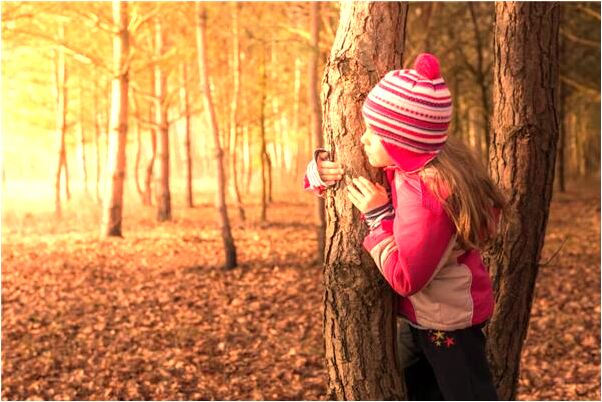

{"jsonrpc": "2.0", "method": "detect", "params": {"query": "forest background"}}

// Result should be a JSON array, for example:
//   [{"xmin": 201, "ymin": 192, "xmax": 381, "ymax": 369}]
[{"xmin": 1, "ymin": 1, "xmax": 600, "ymax": 401}]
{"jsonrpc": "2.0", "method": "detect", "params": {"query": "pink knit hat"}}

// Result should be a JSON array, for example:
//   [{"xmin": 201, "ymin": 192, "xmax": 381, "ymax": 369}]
[{"xmin": 361, "ymin": 53, "xmax": 452, "ymax": 173}]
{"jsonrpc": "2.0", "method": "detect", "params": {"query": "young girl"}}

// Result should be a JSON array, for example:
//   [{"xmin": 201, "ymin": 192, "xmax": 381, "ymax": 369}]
[{"xmin": 304, "ymin": 53, "xmax": 506, "ymax": 400}]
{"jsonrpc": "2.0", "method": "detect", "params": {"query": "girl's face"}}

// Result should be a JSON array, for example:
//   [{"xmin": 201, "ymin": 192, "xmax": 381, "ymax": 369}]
[{"xmin": 360, "ymin": 127, "xmax": 395, "ymax": 167}]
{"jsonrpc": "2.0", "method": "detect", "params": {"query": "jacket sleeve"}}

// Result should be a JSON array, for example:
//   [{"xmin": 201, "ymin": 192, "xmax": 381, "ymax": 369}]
[
  {"xmin": 362, "ymin": 181, "xmax": 456, "ymax": 297},
  {"xmin": 303, "ymin": 147, "xmax": 332, "ymax": 197}
]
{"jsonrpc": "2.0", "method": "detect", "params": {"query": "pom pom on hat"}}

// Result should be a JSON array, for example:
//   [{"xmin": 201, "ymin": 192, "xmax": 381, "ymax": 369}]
[{"xmin": 413, "ymin": 53, "xmax": 441, "ymax": 80}]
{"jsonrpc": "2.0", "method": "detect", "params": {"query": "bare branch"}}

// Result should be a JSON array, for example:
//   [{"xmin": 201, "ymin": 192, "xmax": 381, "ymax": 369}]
[
  {"xmin": 576, "ymin": 4, "xmax": 601, "ymax": 21},
  {"xmin": 561, "ymin": 74, "xmax": 601, "ymax": 102},
  {"xmin": 560, "ymin": 28, "xmax": 600, "ymax": 49}
]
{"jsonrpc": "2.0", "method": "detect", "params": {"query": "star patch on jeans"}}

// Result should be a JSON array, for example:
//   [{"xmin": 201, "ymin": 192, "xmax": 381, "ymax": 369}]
[{"xmin": 428, "ymin": 330, "xmax": 455, "ymax": 348}]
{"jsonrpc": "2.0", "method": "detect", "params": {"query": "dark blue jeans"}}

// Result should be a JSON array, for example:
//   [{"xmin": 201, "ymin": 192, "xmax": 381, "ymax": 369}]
[{"xmin": 404, "ymin": 323, "xmax": 498, "ymax": 401}]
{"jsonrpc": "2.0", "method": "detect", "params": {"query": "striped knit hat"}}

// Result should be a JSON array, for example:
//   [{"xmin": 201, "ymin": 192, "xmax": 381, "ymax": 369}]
[{"xmin": 361, "ymin": 53, "xmax": 452, "ymax": 173}]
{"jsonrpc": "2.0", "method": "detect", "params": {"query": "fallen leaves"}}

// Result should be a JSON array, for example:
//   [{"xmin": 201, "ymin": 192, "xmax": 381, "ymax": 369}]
[{"xmin": 1, "ymin": 182, "xmax": 599, "ymax": 400}]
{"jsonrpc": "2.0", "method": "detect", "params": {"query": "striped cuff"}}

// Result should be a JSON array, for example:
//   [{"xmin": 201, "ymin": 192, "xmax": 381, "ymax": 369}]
[
  {"xmin": 306, "ymin": 147, "xmax": 336, "ymax": 189},
  {"xmin": 365, "ymin": 202, "xmax": 395, "ymax": 230}
]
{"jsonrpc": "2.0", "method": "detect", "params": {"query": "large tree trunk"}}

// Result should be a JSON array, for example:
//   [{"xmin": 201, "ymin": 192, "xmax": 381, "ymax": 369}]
[
  {"xmin": 154, "ymin": 16, "xmax": 171, "ymax": 222},
  {"xmin": 53, "ymin": 24, "xmax": 68, "ymax": 218},
  {"xmin": 308, "ymin": 1, "xmax": 326, "ymax": 263},
  {"xmin": 485, "ymin": 3, "xmax": 560, "ymax": 400},
  {"xmin": 321, "ymin": 3, "xmax": 408, "ymax": 399},
  {"xmin": 229, "ymin": 2, "xmax": 245, "ymax": 221},
  {"xmin": 100, "ymin": 0, "xmax": 129, "ymax": 237},
  {"xmin": 196, "ymin": 1, "xmax": 237, "ymax": 269}
]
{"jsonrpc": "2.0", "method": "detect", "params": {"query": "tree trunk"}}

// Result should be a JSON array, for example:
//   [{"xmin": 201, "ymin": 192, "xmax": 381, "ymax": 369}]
[
  {"xmin": 179, "ymin": 63, "xmax": 194, "ymax": 208},
  {"xmin": 133, "ymin": 96, "xmax": 144, "ymax": 199},
  {"xmin": 94, "ymin": 81, "xmax": 102, "ymax": 204},
  {"xmin": 154, "ymin": 16, "xmax": 171, "ymax": 222},
  {"xmin": 79, "ymin": 82, "xmax": 89, "ymax": 195},
  {"xmin": 309, "ymin": 1, "xmax": 326, "ymax": 263},
  {"xmin": 468, "ymin": 3, "xmax": 492, "ymax": 159},
  {"xmin": 229, "ymin": 2, "xmax": 245, "ymax": 221},
  {"xmin": 196, "ymin": 1, "xmax": 237, "ymax": 269},
  {"xmin": 485, "ymin": 3, "xmax": 560, "ymax": 400},
  {"xmin": 260, "ymin": 46, "xmax": 269, "ymax": 222},
  {"xmin": 293, "ymin": 56, "xmax": 302, "ymax": 179},
  {"xmin": 53, "ymin": 28, "xmax": 68, "ymax": 218},
  {"xmin": 100, "ymin": 0, "xmax": 129, "ymax": 238},
  {"xmin": 143, "ymin": 96, "xmax": 157, "ymax": 206},
  {"xmin": 321, "ymin": 2, "xmax": 408, "ymax": 399}
]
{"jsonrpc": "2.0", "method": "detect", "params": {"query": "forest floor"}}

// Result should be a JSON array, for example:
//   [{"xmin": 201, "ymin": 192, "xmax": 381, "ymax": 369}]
[{"xmin": 2, "ymin": 178, "xmax": 600, "ymax": 401}]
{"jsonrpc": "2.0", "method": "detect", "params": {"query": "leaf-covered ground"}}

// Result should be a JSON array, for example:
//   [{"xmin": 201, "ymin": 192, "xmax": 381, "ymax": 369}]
[{"xmin": 2, "ymin": 180, "xmax": 600, "ymax": 401}]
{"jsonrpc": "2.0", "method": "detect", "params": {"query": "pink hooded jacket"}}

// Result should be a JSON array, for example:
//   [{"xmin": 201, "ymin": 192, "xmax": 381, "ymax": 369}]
[{"xmin": 304, "ymin": 158, "xmax": 495, "ymax": 331}]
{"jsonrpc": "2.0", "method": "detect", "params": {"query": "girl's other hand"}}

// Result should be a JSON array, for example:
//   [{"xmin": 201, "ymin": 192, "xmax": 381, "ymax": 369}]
[
  {"xmin": 346, "ymin": 176, "xmax": 389, "ymax": 213},
  {"xmin": 316, "ymin": 151, "xmax": 344, "ymax": 182}
]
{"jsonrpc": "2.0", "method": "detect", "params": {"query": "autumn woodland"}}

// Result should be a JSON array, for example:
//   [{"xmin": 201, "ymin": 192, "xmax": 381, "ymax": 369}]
[{"xmin": 1, "ymin": 1, "xmax": 600, "ymax": 401}]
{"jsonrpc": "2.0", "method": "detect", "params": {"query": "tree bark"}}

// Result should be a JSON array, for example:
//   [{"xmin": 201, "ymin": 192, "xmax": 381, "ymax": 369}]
[
  {"xmin": 485, "ymin": 3, "xmax": 560, "ymax": 400},
  {"xmin": 100, "ymin": 0, "xmax": 129, "ymax": 237},
  {"xmin": 321, "ymin": 2, "xmax": 408, "ymax": 399},
  {"xmin": 229, "ymin": 2, "xmax": 245, "ymax": 221},
  {"xmin": 309, "ymin": 1, "xmax": 327, "ymax": 264},
  {"xmin": 154, "ymin": 16, "xmax": 171, "ymax": 221},
  {"xmin": 196, "ymin": 1, "xmax": 237, "ymax": 269}
]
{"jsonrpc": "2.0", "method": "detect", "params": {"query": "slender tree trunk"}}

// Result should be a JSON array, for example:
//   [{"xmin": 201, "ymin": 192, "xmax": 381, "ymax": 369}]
[
  {"xmin": 100, "ymin": 0, "xmax": 129, "ymax": 237},
  {"xmin": 260, "ymin": 47, "xmax": 269, "ymax": 222},
  {"xmin": 244, "ymin": 125, "xmax": 253, "ymax": 195},
  {"xmin": 53, "ymin": 28, "xmax": 68, "ymax": 218},
  {"xmin": 79, "ymin": 82, "xmax": 89, "ymax": 195},
  {"xmin": 196, "ymin": 1, "xmax": 237, "ymax": 269},
  {"xmin": 154, "ymin": 16, "xmax": 171, "ymax": 221},
  {"xmin": 309, "ymin": 1, "xmax": 326, "ymax": 263},
  {"xmin": 485, "ymin": 3, "xmax": 560, "ymax": 400},
  {"xmin": 133, "ymin": 97, "xmax": 144, "ymax": 199},
  {"xmin": 143, "ymin": 93, "xmax": 157, "ymax": 206},
  {"xmin": 229, "ymin": 2, "xmax": 245, "ymax": 221},
  {"xmin": 179, "ymin": 63, "xmax": 194, "ymax": 208},
  {"xmin": 293, "ymin": 56, "xmax": 302, "ymax": 179},
  {"xmin": 94, "ymin": 81, "xmax": 102, "ymax": 204},
  {"xmin": 468, "ymin": 3, "xmax": 492, "ymax": 159},
  {"xmin": 321, "ymin": 2, "xmax": 408, "ymax": 399}
]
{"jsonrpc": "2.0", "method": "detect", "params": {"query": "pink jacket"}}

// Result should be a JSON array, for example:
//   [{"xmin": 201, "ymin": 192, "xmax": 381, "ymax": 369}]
[{"xmin": 304, "ymin": 160, "xmax": 495, "ymax": 331}]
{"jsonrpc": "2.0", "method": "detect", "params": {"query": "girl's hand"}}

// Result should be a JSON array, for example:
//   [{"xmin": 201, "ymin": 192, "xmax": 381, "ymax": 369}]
[
  {"xmin": 316, "ymin": 151, "xmax": 344, "ymax": 182},
  {"xmin": 346, "ymin": 176, "xmax": 389, "ymax": 213}
]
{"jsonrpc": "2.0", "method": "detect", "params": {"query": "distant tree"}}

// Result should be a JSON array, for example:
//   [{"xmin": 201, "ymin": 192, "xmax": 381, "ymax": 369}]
[
  {"xmin": 485, "ymin": 2, "xmax": 560, "ymax": 400},
  {"xmin": 100, "ymin": 0, "xmax": 129, "ymax": 237},
  {"xmin": 53, "ymin": 22, "xmax": 70, "ymax": 217},
  {"xmin": 196, "ymin": 1, "xmax": 237, "ymax": 269}
]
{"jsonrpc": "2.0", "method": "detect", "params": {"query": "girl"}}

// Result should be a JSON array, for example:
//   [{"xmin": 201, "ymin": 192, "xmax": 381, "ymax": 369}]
[{"xmin": 304, "ymin": 53, "xmax": 506, "ymax": 400}]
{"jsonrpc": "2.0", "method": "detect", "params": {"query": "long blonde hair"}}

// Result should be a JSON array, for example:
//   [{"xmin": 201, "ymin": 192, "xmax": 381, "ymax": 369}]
[{"xmin": 419, "ymin": 135, "xmax": 508, "ymax": 250}]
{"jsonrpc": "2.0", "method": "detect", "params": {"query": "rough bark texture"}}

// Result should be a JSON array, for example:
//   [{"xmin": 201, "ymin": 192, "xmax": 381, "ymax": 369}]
[
  {"xmin": 321, "ymin": 2, "xmax": 408, "ymax": 399},
  {"xmin": 309, "ymin": 1, "xmax": 326, "ymax": 264},
  {"xmin": 154, "ymin": 17, "xmax": 172, "ymax": 222},
  {"xmin": 196, "ymin": 1, "xmax": 237, "ymax": 269},
  {"xmin": 485, "ymin": 3, "xmax": 560, "ymax": 400},
  {"xmin": 100, "ymin": 0, "xmax": 129, "ymax": 237}
]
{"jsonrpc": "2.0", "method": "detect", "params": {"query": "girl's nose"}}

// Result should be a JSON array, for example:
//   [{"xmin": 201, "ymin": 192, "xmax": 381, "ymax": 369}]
[{"xmin": 360, "ymin": 131, "xmax": 368, "ymax": 145}]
